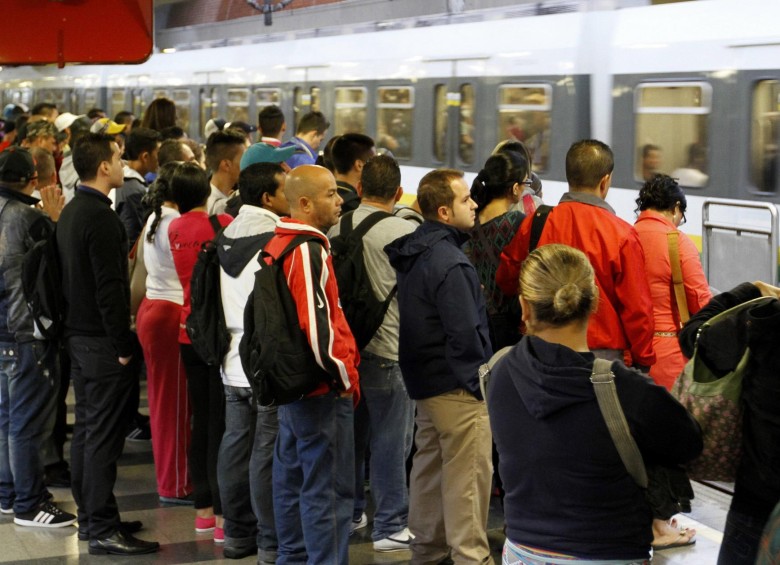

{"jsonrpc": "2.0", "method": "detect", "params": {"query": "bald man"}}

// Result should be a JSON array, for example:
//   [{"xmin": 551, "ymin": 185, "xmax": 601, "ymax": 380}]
[{"xmin": 261, "ymin": 165, "xmax": 360, "ymax": 564}]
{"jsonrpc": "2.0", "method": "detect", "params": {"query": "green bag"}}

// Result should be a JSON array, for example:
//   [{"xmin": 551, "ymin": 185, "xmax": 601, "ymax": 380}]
[{"xmin": 671, "ymin": 296, "xmax": 773, "ymax": 482}]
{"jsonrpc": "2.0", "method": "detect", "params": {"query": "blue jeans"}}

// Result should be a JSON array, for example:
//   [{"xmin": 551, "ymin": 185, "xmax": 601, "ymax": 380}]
[
  {"xmin": 273, "ymin": 393, "xmax": 354, "ymax": 565},
  {"xmin": 218, "ymin": 385, "xmax": 278, "ymax": 561},
  {"xmin": 0, "ymin": 341, "xmax": 58, "ymax": 514},
  {"xmin": 718, "ymin": 505, "xmax": 769, "ymax": 565},
  {"xmin": 354, "ymin": 352, "xmax": 414, "ymax": 540}
]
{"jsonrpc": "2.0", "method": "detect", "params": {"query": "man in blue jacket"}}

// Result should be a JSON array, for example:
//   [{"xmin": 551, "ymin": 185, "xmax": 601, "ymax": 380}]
[{"xmin": 385, "ymin": 168, "xmax": 494, "ymax": 565}]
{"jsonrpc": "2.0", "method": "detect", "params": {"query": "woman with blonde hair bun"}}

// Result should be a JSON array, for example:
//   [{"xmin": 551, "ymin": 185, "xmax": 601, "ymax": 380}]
[{"xmin": 487, "ymin": 244, "xmax": 702, "ymax": 564}]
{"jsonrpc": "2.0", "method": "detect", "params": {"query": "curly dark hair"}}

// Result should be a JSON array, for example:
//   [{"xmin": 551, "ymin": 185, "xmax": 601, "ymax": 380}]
[{"xmin": 635, "ymin": 173, "xmax": 687, "ymax": 215}]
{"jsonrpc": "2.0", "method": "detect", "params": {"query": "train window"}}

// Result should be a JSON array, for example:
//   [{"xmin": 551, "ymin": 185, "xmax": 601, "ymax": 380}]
[
  {"xmin": 83, "ymin": 89, "xmax": 98, "ymax": 114},
  {"xmin": 334, "ymin": 87, "xmax": 367, "ymax": 135},
  {"xmin": 634, "ymin": 82, "xmax": 711, "ymax": 187},
  {"xmin": 153, "ymin": 89, "xmax": 170, "ymax": 100},
  {"xmin": 173, "ymin": 89, "xmax": 190, "ymax": 133},
  {"xmin": 376, "ymin": 87, "xmax": 414, "ymax": 160},
  {"xmin": 51, "ymin": 90, "xmax": 70, "ymax": 113},
  {"xmin": 433, "ymin": 85, "xmax": 448, "ymax": 163},
  {"xmin": 227, "ymin": 88, "xmax": 250, "ymax": 123},
  {"xmin": 459, "ymin": 84, "xmax": 475, "ymax": 165},
  {"xmin": 293, "ymin": 87, "xmax": 303, "ymax": 129},
  {"xmin": 310, "ymin": 87, "xmax": 321, "ymax": 113},
  {"xmin": 255, "ymin": 88, "xmax": 281, "ymax": 109},
  {"xmin": 110, "ymin": 90, "xmax": 126, "ymax": 118},
  {"xmin": 750, "ymin": 80, "xmax": 780, "ymax": 193},
  {"xmin": 497, "ymin": 84, "xmax": 552, "ymax": 173}
]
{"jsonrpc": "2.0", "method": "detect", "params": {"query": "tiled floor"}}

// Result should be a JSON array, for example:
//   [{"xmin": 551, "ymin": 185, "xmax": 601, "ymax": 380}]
[{"xmin": 0, "ymin": 383, "xmax": 728, "ymax": 563}]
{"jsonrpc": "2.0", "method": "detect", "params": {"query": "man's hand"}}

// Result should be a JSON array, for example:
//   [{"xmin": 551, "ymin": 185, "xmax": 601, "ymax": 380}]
[
  {"xmin": 38, "ymin": 185, "xmax": 65, "ymax": 222},
  {"xmin": 118, "ymin": 356, "xmax": 133, "ymax": 366}
]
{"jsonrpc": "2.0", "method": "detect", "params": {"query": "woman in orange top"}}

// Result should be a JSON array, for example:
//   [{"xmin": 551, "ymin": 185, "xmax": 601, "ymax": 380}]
[{"xmin": 634, "ymin": 174, "xmax": 712, "ymax": 391}]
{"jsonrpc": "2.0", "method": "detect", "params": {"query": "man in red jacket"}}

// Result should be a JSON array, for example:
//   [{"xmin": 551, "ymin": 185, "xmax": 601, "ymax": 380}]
[
  {"xmin": 265, "ymin": 164, "xmax": 360, "ymax": 565},
  {"xmin": 497, "ymin": 139, "xmax": 656, "ymax": 371}
]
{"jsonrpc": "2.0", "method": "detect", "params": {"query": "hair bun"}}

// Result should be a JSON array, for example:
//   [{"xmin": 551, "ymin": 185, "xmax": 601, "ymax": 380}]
[{"xmin": 553, "ymin": 282, "xmax": 582, "ymax": 317}]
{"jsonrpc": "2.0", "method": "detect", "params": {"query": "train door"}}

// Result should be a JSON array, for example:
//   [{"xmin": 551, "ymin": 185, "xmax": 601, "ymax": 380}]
[
  {"xmin": 431, "ymin": 80, "xmax": 478, "ymax": 171},
  {"xmin": 376, "ymin": 85, "xmax": 414, "ymax": 161}
]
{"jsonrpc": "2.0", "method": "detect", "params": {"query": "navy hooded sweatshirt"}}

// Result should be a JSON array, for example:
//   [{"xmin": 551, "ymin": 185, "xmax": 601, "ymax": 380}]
[
  {"xmin": 385, "ymin": 220, "xmax": 492, "ymax": 400},
  {"xmin": 488, "ymin": 335, "xmax": 702, "ymax": 560}
]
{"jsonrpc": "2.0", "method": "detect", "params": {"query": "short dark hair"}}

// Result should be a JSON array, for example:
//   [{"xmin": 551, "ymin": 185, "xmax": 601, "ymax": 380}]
[
  {"xmin": 332, "ymin": 133, "xmax": 374, "ymax": 174},
  {"xmin": 87, "ymin": 108, "xmax": 106, "ymax": 120},
  {"xmin": 72, "ymin": 133, "xmax": 115, "ymax": 181},
  {"xmin": 296, "ymin": 111, "xmax": 330, "ymax": 136},
  {"xmin": 361, "ymin": 155, "xmax": 400, "ymax": 201},
  {"xmin": 31, "ymin": 102, "xmax": 57, "ymax": 118},
  {"xmin": 170, "ymin": 162, "xmax": 210, "ymax": 213},
  {"xmin": 114, "ymin": 111, "xmax": 134, "ymax": 125},
  {"xmin": 635, "ymin": 174, "xmax": 687, "ymax": 214},
  {"xmin": 642, "ymin": 144, "xmax": 660, "ymax": 158},
  {"xmin": 205, "ymin": 129, "xmax": 247, "ymax": 171},
  {"xmin": 125, "ymin": 127, "xmax": 161, "ymax": 160},
  {"xmin": 257, "ymin": 105, "xmax": 285, "ymax": 138},
  {"xmin": 31, "ymin": 147, "xmax": 56, "ymax": 183},
  {"xmin": 158, "ymin": 139, "xmax": 189, "ymax": 167},
  {"xmin": 160, "ymin": 125, "xmax": 185, "ymax": 141},
  {"xmin": 239, "ymin": 162, "xmax": 285, "ymax": 207},
  {"xmin": 565, "ymin": 139, "xmax": 614, "ymax": 189},
  {"xmin": 417, "ymin": 169, "xmax": 464, "ymax": 220}
]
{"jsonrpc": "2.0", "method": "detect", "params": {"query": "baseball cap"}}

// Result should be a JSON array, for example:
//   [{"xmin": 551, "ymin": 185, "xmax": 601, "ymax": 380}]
[
  {"xmin": 226, "ymin": 121, "xmax": 257, "ymax": 135},
  {"xmin": 240, "ymin": 142, "xmax": 295, "ymax": 170},
  {"xmin": 90, "ymin": 118, "xmax": 126, "ymax": 135},
  {"xmin": 26, "ymin": 120, "xmax": 58, "ymax": 141},
  {"xmin": 54, "ymin": 112, "xmax": 81, "ymax": 132},
  {"xmin": 204, "ymin": 118, "xmax": 227, "ymax": 140},
  {"xmin": 0, "ymin": 147, "xmax": 36, "ymax": 184}
]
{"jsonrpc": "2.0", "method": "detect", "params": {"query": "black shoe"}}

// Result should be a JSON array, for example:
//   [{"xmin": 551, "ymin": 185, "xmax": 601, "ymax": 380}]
[
  {"xmin": 79, "ymin": 520, "xmax": 144, "ymax": 541},
  {"xmin": 125, "ymin": 424, "xmax": 151, "ymax": 442},
  {"xmin": 159, "ymin": 494, "xmax": 194, "ymax": 506},
  {"xmin": 44, "ymin": 467, "xmax": 71, "ymax": 489},
  {"xmin": 223, "ymin": 544, "xmax": 257, "ymax": 559},
  {"xmin": 88, "ymin": 530, "xmax": 159, "ymax": 555},
  {"xmin": 14, "ymin": 501, "xmax": 77, "ymax": 528}
]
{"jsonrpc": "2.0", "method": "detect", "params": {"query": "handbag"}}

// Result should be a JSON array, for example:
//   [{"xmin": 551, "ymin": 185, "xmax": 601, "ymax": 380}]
[
  {"xmin": 592, "ymin": 358, "xmax": 693, "ymax": 520},
  {"xmin": 671, "ymin": 296, "xmax": 773, "ymax": 482},
  {"xmin": 128, "ymin": 226, "xmax": 148, "ymax": 317}
]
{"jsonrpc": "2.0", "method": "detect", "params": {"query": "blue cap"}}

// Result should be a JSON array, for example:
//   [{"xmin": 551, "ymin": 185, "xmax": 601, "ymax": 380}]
[{"xmin": 240, "ymin": 142, "xmax": 296, "ymax": 170}]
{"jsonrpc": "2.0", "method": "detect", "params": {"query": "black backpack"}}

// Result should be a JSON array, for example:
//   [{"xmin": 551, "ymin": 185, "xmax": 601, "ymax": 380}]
[
  {"xmin": 186, "ymin": 215, "xmax": 228, "ymax": 366},
  {"xmin": 239, "ymin": 235, "xmax": 332, "ymax": 406},
  {"xmin": 330, "ymin": 210, "xmax": 396, "ymax": 350},
  {"xmin": 21, "ymin": 224, "xmax": 63, "ymax": 340}
]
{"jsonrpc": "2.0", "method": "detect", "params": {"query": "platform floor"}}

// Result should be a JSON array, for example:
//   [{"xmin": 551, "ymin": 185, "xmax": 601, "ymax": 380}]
[{"xmin": 0, "ymin": 383, "xmax": 728, "ymax": 564}]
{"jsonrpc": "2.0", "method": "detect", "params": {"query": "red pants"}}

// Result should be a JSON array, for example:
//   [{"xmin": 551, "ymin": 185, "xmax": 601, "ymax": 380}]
[{"xmin": 136, "ymin": 298, "xmax": 192, "ymax": 498}]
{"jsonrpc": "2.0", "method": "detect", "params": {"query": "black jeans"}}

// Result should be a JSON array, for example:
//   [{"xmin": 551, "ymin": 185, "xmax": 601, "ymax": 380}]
[
  {"xmin": 67, "ymin": 335, "xmax": 135, "ymax": 539},
  {"xmin": 180, "ymin": 344, "xmax": 224, "ymax": 513}
]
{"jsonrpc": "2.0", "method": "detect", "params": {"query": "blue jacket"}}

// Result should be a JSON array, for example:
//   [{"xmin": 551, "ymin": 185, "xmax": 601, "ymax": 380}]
[
  {"xmin": 385, "ymin": 220, "xmax": 491, "ymax": 400},
  {"xmin": 281, "ymin": 137, "xmax": 317, "ymax": 169}
]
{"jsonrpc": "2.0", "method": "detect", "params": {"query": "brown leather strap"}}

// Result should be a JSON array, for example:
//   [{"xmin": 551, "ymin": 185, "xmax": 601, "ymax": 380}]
[{"xmin": 667, "ymin": 232, "xmax": 690, "ymax": 327}]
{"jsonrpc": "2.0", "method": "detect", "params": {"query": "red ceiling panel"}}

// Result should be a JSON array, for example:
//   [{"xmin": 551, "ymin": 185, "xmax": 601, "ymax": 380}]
[{"xmin": 0, "ymin": 0, "xmax": 153, "ymax": 67}]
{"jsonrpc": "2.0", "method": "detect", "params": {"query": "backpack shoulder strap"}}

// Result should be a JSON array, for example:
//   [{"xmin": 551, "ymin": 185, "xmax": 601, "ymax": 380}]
[
  {"xmin": 350, "ymin": 210, "xmax": 393, "ymax": 240},
  {"xmin": 529, "ymin": 204, "xmax": 553, "ymax": 253},
  {"xmin": 208, "ymin": 214, "xmax": 223, "ymax": 236},
  {"xmin": 339, "ymin": 211, "xmax": 356, "ymax": 239},
  {"xmin": 590, "ymin": 358, "xmax": 648, "ymax": 489}
]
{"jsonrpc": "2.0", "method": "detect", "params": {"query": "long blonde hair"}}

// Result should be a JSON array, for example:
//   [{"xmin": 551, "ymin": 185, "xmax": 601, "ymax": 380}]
[{"xmin": 520, "ymin": 244, "xmax": 598, "ymax": 328}]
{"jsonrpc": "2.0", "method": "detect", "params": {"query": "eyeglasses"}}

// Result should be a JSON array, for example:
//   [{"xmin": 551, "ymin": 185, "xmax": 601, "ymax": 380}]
[
  {"xmin": 519, "ymin": 179, "xmax": 534, "ymax": 187},
  {"xmin": 679, "ymin": 211, "xmax": 687, "ymax": 226}
]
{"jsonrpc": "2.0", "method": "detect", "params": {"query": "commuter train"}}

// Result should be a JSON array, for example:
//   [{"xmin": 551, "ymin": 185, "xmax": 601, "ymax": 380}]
[{"xmin": 3, "ymin": 0, "xmax": 780, "ymax": 256}]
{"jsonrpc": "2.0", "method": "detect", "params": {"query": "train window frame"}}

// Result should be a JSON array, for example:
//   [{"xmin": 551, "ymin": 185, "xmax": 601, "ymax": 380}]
[
  {"xmin": 497, "ymin": 83, "xmax": 553, "ymax": 173},
  {"xmin": 749, "ymin": 79, "xmax": 780, "ymax": 194},
  {"xmin": 376, "ymin": 86, "xmax": 414, "ymax": 160},
  {"xmin": 226, "ymin": 88, "xmax": 250, "ymax": 124},
  {"xmin": 634, "ymin": 81, "xmax": 712, "ymax": 188},
  {"xmin": 334, "ymin": 86, "xmax": 368, "ymax": 135}
]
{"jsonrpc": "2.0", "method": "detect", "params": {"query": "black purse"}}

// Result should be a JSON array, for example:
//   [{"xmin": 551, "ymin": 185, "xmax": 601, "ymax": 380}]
[{"xmin": 591, "ymin": 359, "xmax": 694, "ymax": 520}]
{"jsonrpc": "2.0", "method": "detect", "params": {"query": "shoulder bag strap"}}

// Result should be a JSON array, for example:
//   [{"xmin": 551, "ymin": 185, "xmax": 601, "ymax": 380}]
[
  {"xmin": 478, "ymin": 346, "xmax": 513, "ymax": 403},
  {"xmin": 529, "ymin": 204, "xmax": 553, "ymax": 253},
  {"xmin": 667, "ymin": 232, "xmax": 690, "ymax": 327},
  {"xmin": 590, "ymin": 358, "xmax": 648, "ymax": 489},
  {"xmin": 208, "ymin": 214, "xmax": 223, "ymax": 236}
]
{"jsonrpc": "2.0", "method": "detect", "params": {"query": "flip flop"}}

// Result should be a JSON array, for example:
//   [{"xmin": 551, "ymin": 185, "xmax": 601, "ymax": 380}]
[{"xmin": 652, "ymin": 527, "xmax": 697, "ymax": 551}]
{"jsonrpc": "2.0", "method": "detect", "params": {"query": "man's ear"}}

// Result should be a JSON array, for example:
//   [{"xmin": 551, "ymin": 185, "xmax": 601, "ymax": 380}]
[
  {"xmin": 393, "ymin": 186, "xmax": 404, "ymax": 204},
  {"xmin": 356, "ymin": 181, "xmax": 364, "ymax": 198},
  {"xmin": 437, "ymin": 204, "xmax": 450, "ymax": 223}
]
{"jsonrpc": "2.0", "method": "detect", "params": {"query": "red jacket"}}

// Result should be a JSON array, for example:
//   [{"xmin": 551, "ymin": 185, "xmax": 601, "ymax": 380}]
[
  {"xmin": 264, "ymin": 218, "xmax": 360, "ymax": 401},
  {"xmin": 497, "ymin": 192, "xmax": 656, "ymax": 368}
]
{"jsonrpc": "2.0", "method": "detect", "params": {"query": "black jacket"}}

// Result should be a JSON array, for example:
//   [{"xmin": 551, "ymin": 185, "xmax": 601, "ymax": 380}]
[
  {"xmin": 385, "ymin": 220, "xmax": 491, "ymax": 399},
  {"xmin": 489, "ymin": 336, "xmax": 702, "ymax": 560},
  {"xmin": 0, "ymin": 187, "xmax": 53, "ymax": 343},
  {"xmin": 679, "ymin": 282, "xmax": 780, "ymax": 518},
  {"xmin": 56, "ymin": 186, "xmax": 135, "ymax": 357}
]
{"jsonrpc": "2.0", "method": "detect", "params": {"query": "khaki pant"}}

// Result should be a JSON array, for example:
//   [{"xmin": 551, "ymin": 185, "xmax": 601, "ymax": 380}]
[{"xmin": 409, "ymin": 389, "xmax": 494, "ymax": 565}]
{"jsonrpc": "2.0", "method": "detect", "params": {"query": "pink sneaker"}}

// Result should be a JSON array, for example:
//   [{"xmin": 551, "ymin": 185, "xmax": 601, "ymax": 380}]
[
  {"xmin": 214, "ymin": 526, "xmax": 225, "ymax": 544},
  {"xmin": 195, "ymin": 515, "xmax": 216, "ymax": 533}
]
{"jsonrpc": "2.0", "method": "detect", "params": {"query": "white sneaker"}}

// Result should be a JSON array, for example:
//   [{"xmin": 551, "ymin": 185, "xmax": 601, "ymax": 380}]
[
  {"xmin": 350, "ymin": 512, "xmax": 368, "ymax": 535},
  {"xmin": 373, "ymin": 527, "xmax": 414, "ymax": 552},
  {"xmin": 0, "ymin": 506, "xmax": 13, "ymax": 515}
]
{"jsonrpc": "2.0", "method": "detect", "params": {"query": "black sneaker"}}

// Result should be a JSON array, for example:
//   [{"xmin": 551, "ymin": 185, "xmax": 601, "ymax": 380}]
[
  {"xmin": 125, "ymin": 424, "xmax": 151, "ymax": 442},
  {"xmin": 14, "ymin": 501, "xmax": 77, "ymax": 528}
]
